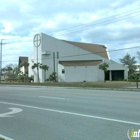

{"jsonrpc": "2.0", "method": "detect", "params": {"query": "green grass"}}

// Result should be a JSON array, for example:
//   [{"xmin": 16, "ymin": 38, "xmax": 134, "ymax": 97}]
[{"xmin": 1, "ymin": 81, "xmax": 139, "ymax": 89}]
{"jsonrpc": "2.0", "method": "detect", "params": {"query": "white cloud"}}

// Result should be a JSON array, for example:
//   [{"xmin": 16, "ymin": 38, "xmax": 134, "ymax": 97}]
[{"xmin": 0, "ymin": 0, "xmax": 140, "ymax": 67}]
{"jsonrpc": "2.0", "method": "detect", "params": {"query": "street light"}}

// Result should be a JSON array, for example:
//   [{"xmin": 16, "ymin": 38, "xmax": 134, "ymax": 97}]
[{"xmin": 0, "ymin": 39, "xmax": 5, "ymax": 83}]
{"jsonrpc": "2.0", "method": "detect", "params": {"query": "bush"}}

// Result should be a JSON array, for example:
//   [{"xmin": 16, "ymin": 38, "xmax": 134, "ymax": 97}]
[{"xmin": 45, "ymin": 72, "xmax": 57, "ymax": 82}]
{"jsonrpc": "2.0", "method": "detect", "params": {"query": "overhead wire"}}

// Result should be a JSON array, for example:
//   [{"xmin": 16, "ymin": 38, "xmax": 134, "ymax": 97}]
[
  {"xmin": 2, "ymin": 8, "xmax": 140, "ymax": 64},
  {"xmin": 49, "ymin": 8, "xmax": 140, "ymax": 37},
  {"xmin": 2, "ymin": 45, "xmax": 140, "ymax": 63}
]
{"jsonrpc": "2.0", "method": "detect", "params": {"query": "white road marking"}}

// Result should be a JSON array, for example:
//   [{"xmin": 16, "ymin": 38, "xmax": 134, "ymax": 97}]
[
  {"xmin": 39, "ymin": 96, "xmax": 66, "ymax": 100},
  {"xmin": 0, "ymin": 101, "xmax": 140, "ymax": 126},
  {"xmin": 0, "ymin": 108, "xmax": 23, "ymax": 117},
  {"xmin": 0, "ymin": 134, "xmax": 14, "ymax": 140}
]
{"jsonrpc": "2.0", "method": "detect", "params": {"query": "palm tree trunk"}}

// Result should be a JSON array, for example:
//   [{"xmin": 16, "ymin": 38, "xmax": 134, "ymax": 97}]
[
  {"xmin": 44, "ymin": 70, "xmax": 46, "ymax": 82},
  {"xmin": 37, "ymin": 67, "xmax": 40, "ymax": 83}
]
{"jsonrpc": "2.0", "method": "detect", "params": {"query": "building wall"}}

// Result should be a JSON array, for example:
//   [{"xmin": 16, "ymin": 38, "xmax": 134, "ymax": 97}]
[
  {"xmin": 58, "ymin": 63, "xmax": 65, "ymax": 82},
  {"xmin": 29, "ymin": 33, "xmax": 128, "ymax": 82},
  {"xmin": 108, "ymin": 64, "xmax": 128, "ymax": 79},
  {"xmin": 64, "ymin": 66, "xmax": 104, "ymax": 82},
  {"xmin": 29, "ymin": 33, "xmax": 109, "ymax": 82}
]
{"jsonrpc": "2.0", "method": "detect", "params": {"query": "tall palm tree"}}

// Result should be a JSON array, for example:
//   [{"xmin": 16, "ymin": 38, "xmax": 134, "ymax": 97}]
[
  {"xmin": 32, "ymin": 63, "xmax": 41, "ymax": 83},
  {"xmin": 99, "ymin": 62, "xmax": 109, "ymax": 82},
  {"xmin": 40, "ymin": 65, "xmax": 49, "ymax": 82}
]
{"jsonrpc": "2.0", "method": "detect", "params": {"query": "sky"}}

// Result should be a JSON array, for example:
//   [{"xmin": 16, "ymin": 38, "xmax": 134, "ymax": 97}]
[{"xmin": 0, "ymin": 0, "xmax": 140, "ymax": 67}]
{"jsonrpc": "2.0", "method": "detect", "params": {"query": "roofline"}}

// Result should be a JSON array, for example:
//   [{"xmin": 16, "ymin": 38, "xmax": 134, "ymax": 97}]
[{"xmin": 61, "ymin": 40, "xmax": 106, "ymax": 48}]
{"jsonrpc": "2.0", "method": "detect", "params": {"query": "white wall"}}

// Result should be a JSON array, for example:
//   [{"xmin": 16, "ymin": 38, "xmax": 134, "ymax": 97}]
[
  {"xmin": 64, "ymin": 66, "xmax": 104, "ymax": 82},
  {"xmin": 29, "ymin": 33, "xmax": 128, "ymax": 82},
  {"xmin": 58, "ymin": 63, "xmax": 65, "ymax": 82},
  {"xmin": 108, "ymin": 64, "xmax": 128, "ymax": 79},
  {"xmin": 40, "ymin": 33, "xmax": 109, "ymax": 82}
]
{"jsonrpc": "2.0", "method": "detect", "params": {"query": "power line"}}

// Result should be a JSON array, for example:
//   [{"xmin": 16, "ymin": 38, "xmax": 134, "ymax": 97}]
[
  {"xmin": 48, "ymin": 8, "xmax": 140, "ymax": 37},
  {"xmin": 2, "ymin": 45, "xmax": 140, "ymax": 64},
  {"xmin": 2, "ymin": 8, "xmax": 140, "ymax": 48}
]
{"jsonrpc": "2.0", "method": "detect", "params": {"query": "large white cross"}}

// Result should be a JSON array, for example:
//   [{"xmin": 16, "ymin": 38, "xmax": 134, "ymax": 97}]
[{"xmin": 33, "ymin": 34, "xmax": 41, "ymax": 47}]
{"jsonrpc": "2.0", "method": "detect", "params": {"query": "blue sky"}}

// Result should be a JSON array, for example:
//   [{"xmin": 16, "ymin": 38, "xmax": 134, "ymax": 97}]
[{"xmin": 0, "ymin": 0, "xmax": 140, "ymax": 67}]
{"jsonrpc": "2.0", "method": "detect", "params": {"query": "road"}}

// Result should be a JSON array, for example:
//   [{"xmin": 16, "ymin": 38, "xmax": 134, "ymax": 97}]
[{"xmin": 0, "ymin": 85, "xmax": 140, "ymax": 140}]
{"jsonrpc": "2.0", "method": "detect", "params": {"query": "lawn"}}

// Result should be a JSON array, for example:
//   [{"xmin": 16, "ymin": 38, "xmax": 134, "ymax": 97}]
[{"xmin": 1, "ymin": 81, "xmax": 139, "ymax": 89}]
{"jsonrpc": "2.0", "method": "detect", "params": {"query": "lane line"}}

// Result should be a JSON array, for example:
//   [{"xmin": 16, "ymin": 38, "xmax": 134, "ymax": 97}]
[
  {"xmin": 0, "ymin": 134, "xmax": 14, "ymax": 140},
  {"xmin": 0, "ymin": 101, "xmax": 140, "ymax": 126},
  {"xmin": 39, "ymin": 96, "xmax": 66, "ymax": 100}
]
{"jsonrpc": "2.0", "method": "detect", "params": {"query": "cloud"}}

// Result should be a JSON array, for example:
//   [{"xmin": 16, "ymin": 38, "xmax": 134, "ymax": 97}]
[{"xmin": 0, "ymin": 0, "xmax": 140, "ymax": 67}]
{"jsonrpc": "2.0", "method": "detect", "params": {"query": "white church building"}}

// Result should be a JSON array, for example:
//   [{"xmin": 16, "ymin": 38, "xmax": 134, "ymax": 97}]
[{"xmin": 28, "ymin": 33, "xmax": 128, "ymax": 83}]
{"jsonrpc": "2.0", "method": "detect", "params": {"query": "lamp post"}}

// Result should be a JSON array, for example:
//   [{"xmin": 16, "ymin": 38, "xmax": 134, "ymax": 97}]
[
  {"xmin": 33, "ymin": 34, "xmax": 41, "ymax": 83},
  {"xmin": 0, "ymin": 39, "xmax": 5, "ymax": 83}
]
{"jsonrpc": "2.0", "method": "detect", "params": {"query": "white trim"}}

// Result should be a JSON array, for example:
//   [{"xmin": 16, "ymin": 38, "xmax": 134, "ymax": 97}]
[{"xmin": 0, "ymin": 101, "xmax": 140, "ymax": 126}]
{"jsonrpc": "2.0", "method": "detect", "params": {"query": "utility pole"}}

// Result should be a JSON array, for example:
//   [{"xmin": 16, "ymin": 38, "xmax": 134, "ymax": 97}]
[{"xmin": 0, "ymin": 39, "xmax": 5, "ymax": 83}]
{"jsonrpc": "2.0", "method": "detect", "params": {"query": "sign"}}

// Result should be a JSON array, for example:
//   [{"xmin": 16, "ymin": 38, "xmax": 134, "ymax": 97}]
[
  {"xmin": 33, "ymin": 34, "xmax": 41, "ymax": 47},
  {"xmin": 127, "ymin": 128, "xmax": 140, "ymax": 139}
]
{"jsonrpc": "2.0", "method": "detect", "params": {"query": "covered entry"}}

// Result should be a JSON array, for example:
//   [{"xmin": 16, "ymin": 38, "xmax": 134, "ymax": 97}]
[{"xmin": 105, "ymin": 70, "xmax": 124, "ymax": 81}]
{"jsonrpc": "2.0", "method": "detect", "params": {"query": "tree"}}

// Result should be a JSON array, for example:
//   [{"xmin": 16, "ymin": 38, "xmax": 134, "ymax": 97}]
[
  {"xmin": 1, "ymin": 67, "xmax": 6, "ymax": 80},
  {"xmin": 136, "ymin": 51, "xmax": 140, "ymax": 75},
  {"xmin": 40, "ymin": 64, "xmax": 49, "ymax": 82},
  {"xmin": 32, "ymin": 63, "xmax": 42, "ymax": 83},
  {"xmin": 5, "ymin": 64, "xmax": 13, "ymax": 77},
  {"xmin": 137, "ymin": 51, "xmax": 140, "ymax": 62},
  {"xmin": 13, "ymin": 66, "xmax": 20, "ymax": 76},
  {"xmin": 99, "ymin": 62, "xmax": 109, "ymax": 82},
  {"xmin": 2, "ymin": 64, "xmax": 19, "ymax": 82},
  {"xmin": 119, "ymin": 53, "xmax": 136, "ymax": 76},
  {"xmin": 46, "ymin": 72, "xmax": 57, "ymax": 82},
  {"xmin": 120, "ymin": 53, "xmax": 139, "ymax": 88}
]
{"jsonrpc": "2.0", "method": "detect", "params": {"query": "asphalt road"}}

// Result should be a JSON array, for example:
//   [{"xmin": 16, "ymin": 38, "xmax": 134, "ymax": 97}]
[{"xmin": 0, "ymin": 85, "xmax": 140, "ymax": 140}]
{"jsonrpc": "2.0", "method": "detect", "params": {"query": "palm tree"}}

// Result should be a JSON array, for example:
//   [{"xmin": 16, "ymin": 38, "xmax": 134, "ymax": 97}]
[
  {"xmin": 1, "ymin": 68, "xmax": 6, "ymax": 80},
  {"xmin": 6, "ymin": 65, "xmax": 13, "ymax": 77},
  {"xmin": 40, "ymin": 65, "xmax": 49, "ymax": 82},
  {"xmin": 32, "ymin": 63, "xmax": 42, "ymax": 83},
  {"xmin": 99, "ymin": 62, "xmax": 109, "ymax": 82}
]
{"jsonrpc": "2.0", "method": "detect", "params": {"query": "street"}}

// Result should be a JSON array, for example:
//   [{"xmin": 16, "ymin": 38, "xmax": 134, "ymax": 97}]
[{"xmin": 0, "ymin": 85, "xmax": 140, "ymax": 140}]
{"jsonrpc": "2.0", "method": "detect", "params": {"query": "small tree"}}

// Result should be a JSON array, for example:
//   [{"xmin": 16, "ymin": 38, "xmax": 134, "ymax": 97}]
[
  {"xmin": 40, "ymin": 65, "xmax": 49, "ymax": 82},
  {"xmin": 32, "ymin": 63, "xmax": 42, "ymax": 83},
  {"xmin": 46, "ymin": 72, "xmax": 57, "ymax": 82},
  {"xmin": 119, "ymin": 53, "xmax": 136, "ymax": 76},
  {"xmin": 137, "ymin": 51, "xmax": 140, "ymax": 75},
  {"xmin": 99, "ymin": 62, "xmax": 109, "ymax": 82}
]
